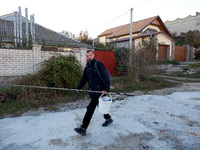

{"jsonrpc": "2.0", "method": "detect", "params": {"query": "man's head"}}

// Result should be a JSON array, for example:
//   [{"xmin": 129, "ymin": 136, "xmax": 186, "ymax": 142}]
[{"xmin": 86, "ymin": 50, "xmax": 95, "ymax": 62}]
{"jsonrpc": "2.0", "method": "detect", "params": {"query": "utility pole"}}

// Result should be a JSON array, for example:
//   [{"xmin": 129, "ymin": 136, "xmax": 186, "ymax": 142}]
[
  {"xmin": 129, "ymin": 8, "xmax": 133, "ymax": 51},
  {"xmin": 92, "ymin": 39, "xmax": 94, "ymax": 50},
  {"xmin": 129, "ymin": 8, "xmax": 133, "ymax": 64}
]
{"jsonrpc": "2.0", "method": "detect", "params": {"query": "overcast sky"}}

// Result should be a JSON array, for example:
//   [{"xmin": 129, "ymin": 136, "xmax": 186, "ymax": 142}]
[{"xmin": 1, "ymin": 0, "xmax": 199, "ymax": 38}]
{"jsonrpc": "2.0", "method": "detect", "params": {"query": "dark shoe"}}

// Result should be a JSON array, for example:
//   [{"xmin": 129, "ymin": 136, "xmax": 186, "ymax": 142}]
[
  {"xmin": 102, "ymin": 119, "xmax": 113, "ymax": 127},
  {"xmin": 74, "ymin": 127, "xmax": 86, "ymax": 136}
]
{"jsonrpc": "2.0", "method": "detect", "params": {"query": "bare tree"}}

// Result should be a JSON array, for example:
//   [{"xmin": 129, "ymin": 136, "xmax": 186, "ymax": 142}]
[
  {"xmin": 60, "ymin": 30, "xmax": 78, "ymax": 40},
  {"xmin": 116, "ymin": 38, "xmax": 158, "ymax": 82}
]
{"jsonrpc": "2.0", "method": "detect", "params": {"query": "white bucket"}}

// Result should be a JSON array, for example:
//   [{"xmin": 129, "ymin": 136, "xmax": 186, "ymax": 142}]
[{"xmin": 98, "ymin": 93, "xmax": 112, "ymax": 114}]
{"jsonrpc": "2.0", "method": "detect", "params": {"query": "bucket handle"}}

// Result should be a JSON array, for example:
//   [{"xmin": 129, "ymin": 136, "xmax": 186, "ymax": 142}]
[{"xmin": 100, "ymin": 92, "xmax": 112, "ymax": 100}]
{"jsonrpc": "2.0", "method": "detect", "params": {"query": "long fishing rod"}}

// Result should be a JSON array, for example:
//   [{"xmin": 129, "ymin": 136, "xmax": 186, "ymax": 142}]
[
  {"xmin": 11, "ymin": 84, "xmax": 135, "ymax": 96},
  {"xmin": 11, "ymin": 84, "xmax": 117, "ymax": 95}
]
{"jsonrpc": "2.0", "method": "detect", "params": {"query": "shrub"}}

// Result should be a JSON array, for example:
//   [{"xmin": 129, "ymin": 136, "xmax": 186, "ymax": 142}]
[
  {"xmin": 188, "ymin": 61, "xmax": 200, "ymax": 68},
  {"xmin": 168, "ymin": 59, "xmax": 180, "ymax": 65},
  {"xmin": 129, "ymin": 38, "xmax": 157, "ymax": 81},
  {"xmin": 16, "ymin": 54, "xmax": 83, "ymax": 89},
  {"xmin": 115, "ymin": 47, "xmax": 130, "ymax": 75},
  {"xmin": 5, "ymin": 54, "xmax": 84, "ymax": 107},
  {"xmin": 38, "ymin": 54, "xmax": 83, "ymax": 88},
  {"xmin": 194, "ymin": 49, "xmax": 200, "ymax": 60}
]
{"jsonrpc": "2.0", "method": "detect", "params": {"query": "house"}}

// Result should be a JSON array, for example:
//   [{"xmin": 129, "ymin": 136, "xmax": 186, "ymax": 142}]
[
  {"xmin": 0, "ymin": 12, "xmax": 93, "ymax": 49},
  {"xmin": 165, "ymin": 12, "xmax": 200, "ymax": 35},
  {"xmin": 98, "ymin": 16, "xmax": 175, "ymax": 61}
]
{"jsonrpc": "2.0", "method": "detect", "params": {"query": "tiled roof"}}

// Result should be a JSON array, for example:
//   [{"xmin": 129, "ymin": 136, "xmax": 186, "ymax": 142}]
[
  {"xmin": 98, "ymin": 16, "xmax": 170, "ymax": 38},
  {"xmin": 0, "ymin": 19, "xmax": 93, "ymax": 48}
]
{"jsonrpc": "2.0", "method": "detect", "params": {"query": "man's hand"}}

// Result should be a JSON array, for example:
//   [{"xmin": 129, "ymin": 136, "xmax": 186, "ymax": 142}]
[
  {"xmin": 102, "ymin": 90, "xmax": 109, "ymax": 95},
  {"xmin": 76, "ymin": 90, "xmax": 80, "ymax": 93}
]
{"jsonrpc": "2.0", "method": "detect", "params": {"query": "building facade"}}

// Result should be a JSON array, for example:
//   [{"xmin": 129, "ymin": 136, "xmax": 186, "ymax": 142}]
[{"xmin": 98, "ymin": 16, "xmax": 175, "ymax": 61}]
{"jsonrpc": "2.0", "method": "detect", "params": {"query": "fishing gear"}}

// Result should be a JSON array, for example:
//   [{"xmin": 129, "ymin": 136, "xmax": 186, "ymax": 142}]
[{"xmin": 11, "ymin": 84, "xmax": 135, "ymax": 98}]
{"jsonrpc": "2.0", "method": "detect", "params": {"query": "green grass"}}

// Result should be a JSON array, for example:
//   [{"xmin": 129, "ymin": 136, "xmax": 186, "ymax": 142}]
[
  {"xmin": 0, "ymin": 99, "xmax": 31, "ymax": 118},
  {"xmin": 111, "ymin": 76, "xmax": 176, "ymax": 93},
  {"xmin": 157, "ymin": 60, "xmax": 180, "ymax": 65},
  {"xmin": 170, "ymin": 71, "xmax": 200, "ymax": 78},
  {"xmin": 188, "ymin": 62, "xmax": 200, "ymax": 68},
  {"xmin": 0, "ymin": 87, "xmax": 88, "ymax": 118}
]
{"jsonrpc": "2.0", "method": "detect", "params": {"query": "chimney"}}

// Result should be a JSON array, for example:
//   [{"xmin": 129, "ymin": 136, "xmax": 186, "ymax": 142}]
[
  {"xmin": 18, "ymin": 6, "xmax": 22, "ymax": 47},
  {"xmin": 196, "ymin": 12, "xmax": 200, "ymax": 16},
  {"xmin": 25, "ymin": 8, "xmax": 29, "ymax": 47},
  {"xmin": 32, "ymin": 14, "xmax": 35, "ymax": 43},
  {"xmin": 30, "ymin": 14, "xmax": 35, "ymax": 43},
  {"xmin": 14, "ymin": 11, "xmax": 17, "ymax": 48}
]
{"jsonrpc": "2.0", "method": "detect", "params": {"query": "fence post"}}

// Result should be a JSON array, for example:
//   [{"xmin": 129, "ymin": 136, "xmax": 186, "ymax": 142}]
[
  {"xmin": 171, "ymin": 42, "xmax": 175, "ymax": 60},
  {"xmin": 184, "ymin": 45, "xmax": 190, "ymax": 62},
  {"xmin": 191, "ymin": 47, "xmax": 194, "ymax": 61},
  {"xmin": 80, "ymin": 48, "xmax": 87, "ymax": 68},
  {"xmin": 33, "ymin": 44, "xmax": 42, "ymax": 73}
]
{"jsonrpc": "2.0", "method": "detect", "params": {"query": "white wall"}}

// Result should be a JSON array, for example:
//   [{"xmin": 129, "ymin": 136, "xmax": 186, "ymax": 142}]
[{"xmin": 0, "ymin": 44, "xmax": 87, "ymax": 77}]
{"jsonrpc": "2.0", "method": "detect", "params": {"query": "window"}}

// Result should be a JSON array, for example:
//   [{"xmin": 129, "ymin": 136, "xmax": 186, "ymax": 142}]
[{"xmin": 142, "ymin": 28, "xmax": 158, "ymax": 34}]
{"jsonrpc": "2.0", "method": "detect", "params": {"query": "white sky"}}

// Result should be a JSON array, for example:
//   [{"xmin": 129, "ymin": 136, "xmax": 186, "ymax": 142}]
[{"xmin": 1, "ymin": 0, "xmax": 199, "ymax": 38}]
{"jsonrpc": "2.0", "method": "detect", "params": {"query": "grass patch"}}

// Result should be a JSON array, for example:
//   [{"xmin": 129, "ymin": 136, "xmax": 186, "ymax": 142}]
[
  {"xmin": 0, "ymin": 99, "xmax": 31, "ymax": 118},
  {"xmin": 157, "ymin": 60, "xmax": 180, "ymax": 65},
  {"xmin": 188, "ymin": 62, "xmax": 200, "ymax": 68},
  {"xmin": 170, "ymin": 71, "xmax": 200, "ymax": 78},
  {"xmin": 111, "ymin": 76, "xmax": 176, "ymax": 93},
  {"xmin": 0, "ymin": 86, "xmax": 88, "ymax": 117}
]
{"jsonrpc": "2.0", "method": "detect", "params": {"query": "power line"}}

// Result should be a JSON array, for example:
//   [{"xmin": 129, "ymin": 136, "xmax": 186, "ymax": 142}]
[
  {"xmin": 92, "ymin": 0, "xmax": 153, "ymax": 32},
  {"xmin": 91, "ymin": 0, "xmax": 153, "ymax": 37},
  {"xmin": 91, "ymin": 10, "xmax": 130, "ymax": 31}
]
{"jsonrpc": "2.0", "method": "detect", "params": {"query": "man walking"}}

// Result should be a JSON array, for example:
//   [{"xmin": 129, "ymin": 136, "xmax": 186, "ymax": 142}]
[{"xmin": 74, "ymin": 50, "xmax": 113, "ymax": 136}]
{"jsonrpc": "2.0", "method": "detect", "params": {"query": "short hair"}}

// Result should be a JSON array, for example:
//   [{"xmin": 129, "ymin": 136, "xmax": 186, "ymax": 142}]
[{"xmin": 87, "ymin": 50, "xmax": 94, "ymax": 54}]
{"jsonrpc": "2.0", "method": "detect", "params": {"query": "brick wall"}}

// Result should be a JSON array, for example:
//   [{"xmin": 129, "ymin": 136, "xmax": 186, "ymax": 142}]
[
  {"xmin": 0, "ymin": 44, "xmax": 87, "ymax": 87},
  {"xmin": 0, "ymin": 48, "xmax": 34, "ymax": 76}
]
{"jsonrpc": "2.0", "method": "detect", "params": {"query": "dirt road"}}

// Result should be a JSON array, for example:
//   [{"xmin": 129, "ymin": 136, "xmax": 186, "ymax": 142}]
[{"xmin": 0, "ymin": 83, "xmax": 200, "ymax": 150}]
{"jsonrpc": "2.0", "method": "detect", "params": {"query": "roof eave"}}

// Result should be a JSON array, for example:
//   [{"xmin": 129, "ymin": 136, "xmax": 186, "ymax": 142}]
[
  {"xmin": 117, "ymin": 31, "xmax": 176, "ymax": 43},
  {"xmin": 108, "ymin": 31, "xmax": 140, "ymax": 39}
]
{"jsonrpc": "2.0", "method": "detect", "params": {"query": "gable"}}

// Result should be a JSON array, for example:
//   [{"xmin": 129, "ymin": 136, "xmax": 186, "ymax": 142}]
[
  {"xmin": 142, "ymin": 25, "xmax": 160, "ymax": 34},
  {"xmin": 0, "ymin": 13, "xmax": 27, "ymax": 23},
  {"xmin": 151, "ymin": 19, "xmax": 161, "ymax": 26}
]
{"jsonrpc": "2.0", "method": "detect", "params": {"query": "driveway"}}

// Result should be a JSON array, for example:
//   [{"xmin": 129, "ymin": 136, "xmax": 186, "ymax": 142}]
[{"xmin": 0, "ymin": 83, "xmax": 200, "ymax": 150}]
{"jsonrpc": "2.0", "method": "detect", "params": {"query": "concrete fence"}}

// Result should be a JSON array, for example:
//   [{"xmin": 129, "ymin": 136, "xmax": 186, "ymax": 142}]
[{"xmin": 0, "ymin": 44, "xmax": 87, "ymax": 87}]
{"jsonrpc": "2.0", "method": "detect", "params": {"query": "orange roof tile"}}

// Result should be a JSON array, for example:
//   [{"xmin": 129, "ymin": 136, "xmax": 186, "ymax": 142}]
[{"xmin": 98, "ymin": 16, "xmax": 169, "ymax": 38}]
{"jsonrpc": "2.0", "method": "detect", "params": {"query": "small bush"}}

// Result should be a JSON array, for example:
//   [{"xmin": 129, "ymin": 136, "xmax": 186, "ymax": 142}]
[
  {"xmin": 129, "ymin": 38, "xmax": 157, "ymax": 81},
  {"xmin": 158, "ymin": 60, "xmax": 180, "ymax": 65},
  {"xmin": 115, "ymin": 47, "xmax": 129, "ymax": 75},
  {"xmin": 5, "ymin": 54, "xmax": 84, "ymax": 108},
  {"xmin": 17, "ymin": 54, "xmax": 83, "ymax": 88},
  {"xmin": 38, "ymin": 54, "xmax": 83, "ymax": 88},
  {"xmin": 188, "ymin": 62, "xmax": 200, "ymax": 68},
  {"xmin": 194, "ymin": 49, "xmax": 200, "ymax": 60},
  {"xmin": 169, "ymin": 59, "xmax": 180, "ymax": 65}
]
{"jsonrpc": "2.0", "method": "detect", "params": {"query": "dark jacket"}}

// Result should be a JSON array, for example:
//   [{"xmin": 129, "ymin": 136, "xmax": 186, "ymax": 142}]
[{"xmin": 76, "ymin": 58, "xmax": 111, "ymax": 98}]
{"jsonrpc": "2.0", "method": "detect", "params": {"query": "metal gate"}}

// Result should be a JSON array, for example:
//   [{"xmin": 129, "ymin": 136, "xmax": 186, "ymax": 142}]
[
  {"xmin": 175, "ymin": 46, "xmax": 186, "ymax": 61},
  {"xmin": 94, "ymin": 51, "xmax": 117, "ymax": 76},
  {"xmin": 158, "ymin": 45, "xmax": 167, "ymax": 61}
]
